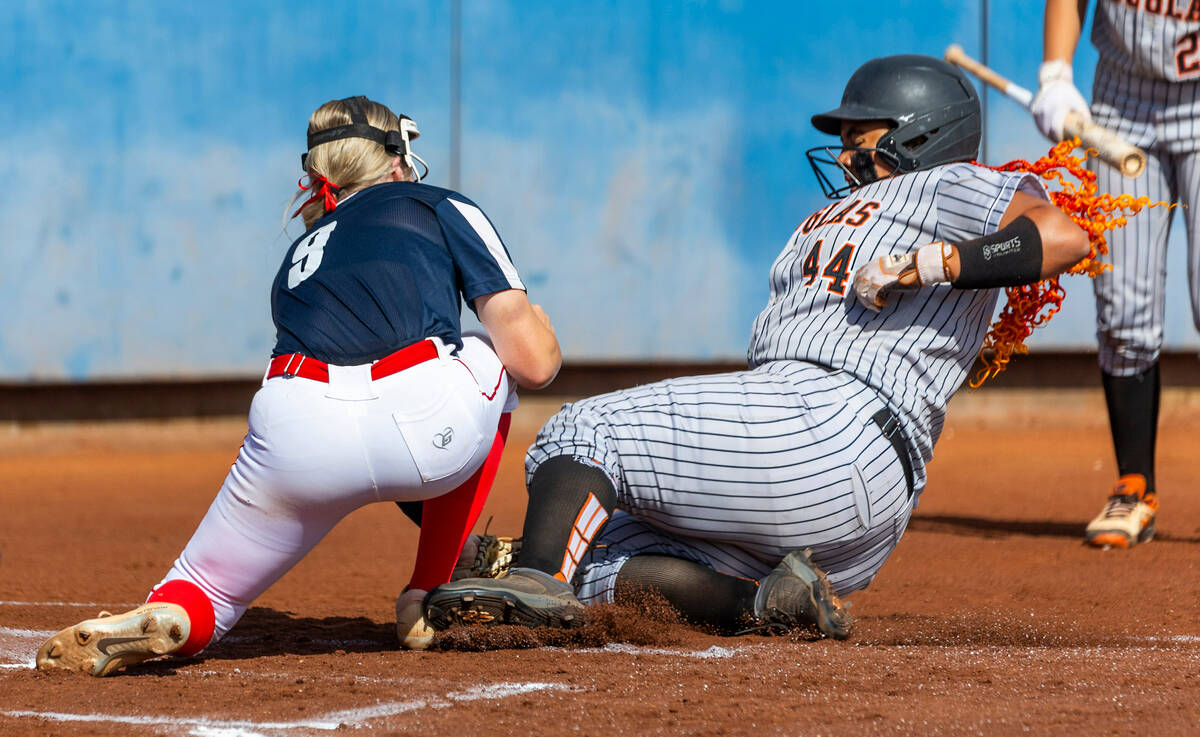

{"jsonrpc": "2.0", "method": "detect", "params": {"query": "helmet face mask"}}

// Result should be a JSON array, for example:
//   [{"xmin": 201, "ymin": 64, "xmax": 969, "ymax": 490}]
[
  {"xmin": 808, "ymin": 55, "xmax": 982, "ymax": 199},
  {"xmin": 806, "ymin": 144, "xmax": 901, "ymax": 200}
]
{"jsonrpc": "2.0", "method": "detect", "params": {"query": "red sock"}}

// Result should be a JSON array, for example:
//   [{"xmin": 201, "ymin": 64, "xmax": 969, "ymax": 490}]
[
  {"xmin": 406, "ymin": 413, "xmax": 511, "ymax": 592},
  {"xmin": 146, "ymin": 579, "xmax": 216, "ymax": 656}
]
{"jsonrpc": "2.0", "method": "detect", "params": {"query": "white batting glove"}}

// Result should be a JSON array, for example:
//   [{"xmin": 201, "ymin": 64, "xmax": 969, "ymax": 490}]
[
  {"xmin": 1030, "ymin": 60, "xmax": 1091, "ymax": 142},
  {"xmin": 852, "ymin": 241, "xmax": 953, "ymax": 312}
]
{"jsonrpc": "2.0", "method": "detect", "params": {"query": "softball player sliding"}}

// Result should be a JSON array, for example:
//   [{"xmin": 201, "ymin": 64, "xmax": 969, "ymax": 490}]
[
  {"xmin": 426, "ymin": 55, "xmax": 1091, "ymax": 638},
  {"xmin": 36, "ymin": 96, "xmax": 561, "ymax": 676},
  {"xmin": 1032, "ymin": 0, "xmax": 1200, "ymax": 548}
]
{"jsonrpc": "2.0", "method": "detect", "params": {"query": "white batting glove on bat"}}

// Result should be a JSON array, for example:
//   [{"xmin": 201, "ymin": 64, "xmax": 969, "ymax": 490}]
[
  {"xmin": 853, "ymin": 241, "xmax": 953, "ymax": 312},
  {"xmin": 1031, "ymin": 60, "xmax": 1091, "ymax": 142}
]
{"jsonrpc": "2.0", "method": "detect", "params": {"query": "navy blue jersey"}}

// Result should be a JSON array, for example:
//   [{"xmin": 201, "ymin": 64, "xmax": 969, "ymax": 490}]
[{"xmin": 271, "ymin": 181, "xmax": 525, "ymax": 364}]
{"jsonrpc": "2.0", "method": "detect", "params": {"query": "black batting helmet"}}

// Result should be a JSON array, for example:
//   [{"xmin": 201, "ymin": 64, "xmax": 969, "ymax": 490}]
[{"xmin": 807, "ymin": 54, "xmax": 981, "ymax": 198}]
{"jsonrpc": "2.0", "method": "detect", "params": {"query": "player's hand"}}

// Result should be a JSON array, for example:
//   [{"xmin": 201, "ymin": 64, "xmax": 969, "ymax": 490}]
[
  {"xmin": 1031, "ymin": 60, "xmax": 1091, "ymax": 142},
  {"xmin": 852, "ymin": 242, "xmax": 952, "ymax": 312},
  {"xmin": 853, "ymin": 254, "xmax": 915, "ymax": 312}
]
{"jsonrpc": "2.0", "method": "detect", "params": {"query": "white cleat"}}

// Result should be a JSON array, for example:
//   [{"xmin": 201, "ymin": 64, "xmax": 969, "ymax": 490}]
[
  {"xmin": 36, "ymin": 602, "xmax": 190, "ymax": 677},
  {"xmin": 395, "ymin": 589, "xmax": 435, "ymax": 651}
]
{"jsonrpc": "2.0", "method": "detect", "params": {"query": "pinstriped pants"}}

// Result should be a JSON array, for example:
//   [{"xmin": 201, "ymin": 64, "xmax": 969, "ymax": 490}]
[
  {"xmin": 525, "ymin": 361, "xmax": 915, "ymax": 598},
  {"xmin": 1090, "ymin": 63, "xmax": 1200, "ymax": 375},
  {"xmin": 1092, "ymin": 148, "xmax": 1200, "ymax": 375}
]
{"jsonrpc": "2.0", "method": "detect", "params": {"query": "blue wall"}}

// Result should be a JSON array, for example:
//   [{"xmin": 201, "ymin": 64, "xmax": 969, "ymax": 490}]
[{"xmin": 3, "ymin": 1, "xmax": 1195, "ymax": 380}]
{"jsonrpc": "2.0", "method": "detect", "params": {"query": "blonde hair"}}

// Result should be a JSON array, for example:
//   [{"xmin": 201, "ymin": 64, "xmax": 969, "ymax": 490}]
[{"xmin": 292, "ymin": 97, "xmax": 414, "ymax": 229}]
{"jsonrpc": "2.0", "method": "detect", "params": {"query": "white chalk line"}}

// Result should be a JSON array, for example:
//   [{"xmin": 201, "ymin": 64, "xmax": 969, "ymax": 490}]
[
  {"xmin": 0, "ymin": 627, "xmax": 397, "ymax": 674},
  {"xmin": 598, "ymin": 643, "xmax": 741, "ymax": 658},
  {"xmin": 2, "ymin": 621, "xmax": 1195, "ymax": 681},
  {"xmin": 0, "ymin": 627, "xmax": 51, "ymax": 669},
  {"xmin": 190, "ymin": 728, "xmax": 268, "ymax": 737},
  {"xmin": 1, "ymin": 681, "xmax": 577, "ymax": 734},
  {"xmin": 0, "ymin": 627, "xmax": 54, "ymax": 638}
]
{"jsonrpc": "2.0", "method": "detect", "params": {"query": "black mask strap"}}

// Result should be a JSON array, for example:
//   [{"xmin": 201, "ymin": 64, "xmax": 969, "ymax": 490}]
[{"xmin": 300, "ymin": 96, "xmax": 409, "ymax": 169}]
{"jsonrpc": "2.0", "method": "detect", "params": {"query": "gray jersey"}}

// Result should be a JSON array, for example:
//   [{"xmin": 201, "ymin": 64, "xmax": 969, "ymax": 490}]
[
  {"xmin": 747, "ymin": 163, "xmax": 1047, "ymax": 489},
  {"xmin": 1091, "ymin": 1, "xmax": 1200, "ymax": 83}
]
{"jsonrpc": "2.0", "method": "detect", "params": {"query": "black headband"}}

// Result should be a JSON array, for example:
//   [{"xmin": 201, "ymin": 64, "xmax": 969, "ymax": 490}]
[{"xmin": 300, "ymin": 96, "xmax": 413, "ymax": 169}]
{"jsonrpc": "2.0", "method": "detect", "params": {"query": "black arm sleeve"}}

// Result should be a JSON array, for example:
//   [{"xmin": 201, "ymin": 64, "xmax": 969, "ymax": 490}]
[{"xmin": 950, "ymin": 215, "xmax": 1043, "ymax": 289}]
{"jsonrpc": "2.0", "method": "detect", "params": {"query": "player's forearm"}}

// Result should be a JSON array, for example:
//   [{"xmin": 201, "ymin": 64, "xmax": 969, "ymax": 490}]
[
  {"xmin": 500, "ymin": 336, "xmax": 562, "ymax": 389},
  {"xmin": 945, "ymin": 207, "xmax": 1089, "ymax": 286},
  {"xmin": 477, "ymin": 294, "xmax": 561, "ymax": 389},
  {"xmin": 1043, "ymin": 0, "xmax": 1088, "ymax": 62},
  {"xmin": 856, "ymin": 208, "xmax": 1089, "ymax": 311},
  {"xmin": 490, "ymin": 323, "xmax": 561, "ymax": 390}
]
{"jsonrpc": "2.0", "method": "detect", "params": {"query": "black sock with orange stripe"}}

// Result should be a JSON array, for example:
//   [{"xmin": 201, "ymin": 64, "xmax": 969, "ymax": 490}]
[{"xmin": 517, "ymin": 456, "xmax": 617, "ymax": 582}]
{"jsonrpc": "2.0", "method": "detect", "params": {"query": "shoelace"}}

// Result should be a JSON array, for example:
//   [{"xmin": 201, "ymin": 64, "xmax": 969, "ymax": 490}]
[{"xmin": 1101, "ymin": 494, "xmax": 1141, "ymax": 518}]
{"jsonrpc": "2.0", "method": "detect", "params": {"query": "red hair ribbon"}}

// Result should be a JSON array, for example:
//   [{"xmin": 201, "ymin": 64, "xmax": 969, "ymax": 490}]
[{"xmin": 292, "ymin": 172, "xmax": 341, "ymax": 218}]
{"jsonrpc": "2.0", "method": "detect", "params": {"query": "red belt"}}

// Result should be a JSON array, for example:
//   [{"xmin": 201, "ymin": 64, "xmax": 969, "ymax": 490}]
[{"xmin": 267, "ymin": 339, "xmax": 439, "ymax": 383}]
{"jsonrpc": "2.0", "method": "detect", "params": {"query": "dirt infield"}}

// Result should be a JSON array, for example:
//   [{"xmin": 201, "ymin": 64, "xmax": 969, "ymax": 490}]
[{"xmin": 2, "ymin": 389, "xmax": 1199, "ymax": 736}]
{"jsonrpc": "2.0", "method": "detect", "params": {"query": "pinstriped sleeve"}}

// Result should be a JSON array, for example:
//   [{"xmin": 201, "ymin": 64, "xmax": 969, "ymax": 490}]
[{"xmin": 933, "ymin": 164, "xmax": 1049, "ymax": 245}]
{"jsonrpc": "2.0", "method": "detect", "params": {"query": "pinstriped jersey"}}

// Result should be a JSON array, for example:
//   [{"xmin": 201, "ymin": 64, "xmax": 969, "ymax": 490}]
[
  {"xmin": 1089, "ymin": 1, "xmax": 1200, "ymax": 153},
  {"xmin": 1091, "ymin": 0, "xmax": 1200, "ymax": 82},
  {"xmin": 747, "ymin": 163, "xmax": 1047, "ymax": 472}
]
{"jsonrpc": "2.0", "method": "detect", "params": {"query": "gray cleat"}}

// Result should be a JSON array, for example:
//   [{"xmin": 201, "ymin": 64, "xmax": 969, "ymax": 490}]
[
  {"xmin": 424, "ymin": 567, "xmax": 588, "ymax": 630},
  {"xmin": 745, "ymin": 548, "xmax": 852, "ymax": 640}
]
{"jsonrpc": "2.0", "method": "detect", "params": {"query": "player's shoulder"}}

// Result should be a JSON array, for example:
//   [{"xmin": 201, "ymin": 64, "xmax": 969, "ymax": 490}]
[
  {"xmin": 947, "ymin": 161, "xmax": 1050, "ymax": 199},
  {"xmin": 934, "ymin": 161, "xmax": 1040, "ymax": 195},
  {"xmin": 346, "ymin": 181, "xmax": 468, "ymax": 207},
  {"xmin": 936, "ymin": 161, "xmax": 1001, "ymax": 183}
]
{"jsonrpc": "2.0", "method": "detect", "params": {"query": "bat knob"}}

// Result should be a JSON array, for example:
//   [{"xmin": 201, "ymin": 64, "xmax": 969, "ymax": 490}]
[{"xmin": 1121, "ymin": 152, "xmax": 1147, "ymax": 178}]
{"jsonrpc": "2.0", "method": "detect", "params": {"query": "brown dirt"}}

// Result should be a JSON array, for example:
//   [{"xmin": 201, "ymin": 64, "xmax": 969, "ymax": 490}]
[{"xmin": 2, "ymin": 390, "xmax": 1199, "ymax": 736}]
